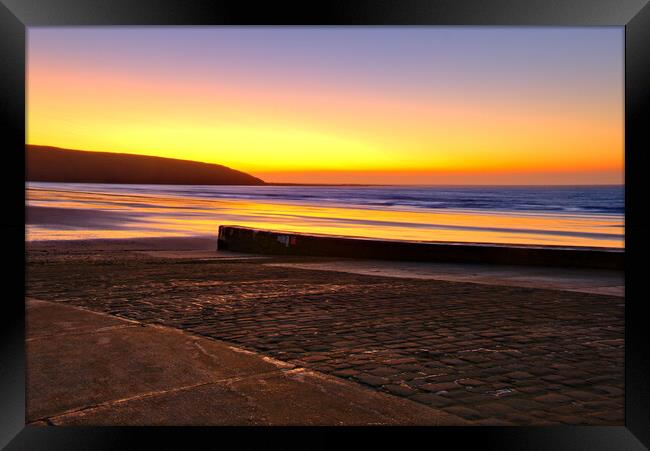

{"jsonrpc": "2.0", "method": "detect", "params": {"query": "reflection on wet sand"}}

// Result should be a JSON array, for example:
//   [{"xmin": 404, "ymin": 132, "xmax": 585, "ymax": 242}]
[{"xmin": 26, "ymin": 187, "xmax": 624, "ymax": 248}]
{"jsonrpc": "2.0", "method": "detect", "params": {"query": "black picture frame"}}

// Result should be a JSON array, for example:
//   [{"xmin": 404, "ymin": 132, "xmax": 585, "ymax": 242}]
[{"xmin": 2, "ymin": 0, "xmax": 648, "ymax": 449}]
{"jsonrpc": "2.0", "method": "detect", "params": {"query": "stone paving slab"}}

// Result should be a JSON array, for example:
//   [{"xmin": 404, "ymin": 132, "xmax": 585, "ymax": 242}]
[
  {"xmin": 27, "ymin": 300, "xmax": 283, "ymax": 421},
  {"xmin": 26, "ymin": 298, "xmax": 133, "ymax": 339},
  {"xmin": 50, "ymin": 367, "xmax": 457, "ymax": 426},
  {"xmin": 27, "ymin": 299, "xmax": 462, "ymax": 426},
  {"xmin": 26, "ymin": 249, "xmax": 624, "ymax": 425}
]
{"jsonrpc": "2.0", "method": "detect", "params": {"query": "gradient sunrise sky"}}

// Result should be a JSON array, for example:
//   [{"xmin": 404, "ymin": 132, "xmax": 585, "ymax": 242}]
[{"xmin": 27, "ymin": 27, "xmax": 624, "ymax": 185}]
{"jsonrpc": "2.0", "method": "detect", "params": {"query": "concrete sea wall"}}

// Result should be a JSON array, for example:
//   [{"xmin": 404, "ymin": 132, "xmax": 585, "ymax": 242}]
[{"xmin": 217, "ymin": 226, "xmax": 623, "ymax": 270}]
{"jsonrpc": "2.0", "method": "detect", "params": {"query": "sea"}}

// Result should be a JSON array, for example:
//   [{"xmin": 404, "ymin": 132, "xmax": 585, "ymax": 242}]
[{"xmin": 25, "ymin": 183, "xmax": 624, "ymax": 248}]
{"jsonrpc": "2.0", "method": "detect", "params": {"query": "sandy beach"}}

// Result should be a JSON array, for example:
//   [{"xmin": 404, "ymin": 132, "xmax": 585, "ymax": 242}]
[
  {"xmin": 26, "ymin": 184, "xmax": 624, "ymax": 247},
  {"xmin": 26, "ymin": 236, "xmax": 624, "ymax": 425}
]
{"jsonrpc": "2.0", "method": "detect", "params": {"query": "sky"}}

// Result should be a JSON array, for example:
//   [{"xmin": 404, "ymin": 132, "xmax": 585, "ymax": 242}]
[{"xmin": 27, "ymin": 27, "xmax": 624, "ymax": 185}]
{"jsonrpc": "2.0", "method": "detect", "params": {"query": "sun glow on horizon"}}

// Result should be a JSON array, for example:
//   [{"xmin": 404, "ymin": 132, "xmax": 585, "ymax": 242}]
[{"xmin": 27, "ymin": 27, "xmax": 624, "ymax": 185}]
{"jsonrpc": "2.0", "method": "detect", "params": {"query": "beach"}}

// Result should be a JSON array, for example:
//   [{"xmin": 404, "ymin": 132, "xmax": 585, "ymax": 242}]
[
  {"xmin": 26, "ymin": 236, "xmax": 624, "ymax": 425},
  {"xmin": 21, "ymin": 25, "xmax": 629, "ymax": 431},
  {"xmin": 26, "ymin": 183, "xmax": 624, "ymax": 248}
]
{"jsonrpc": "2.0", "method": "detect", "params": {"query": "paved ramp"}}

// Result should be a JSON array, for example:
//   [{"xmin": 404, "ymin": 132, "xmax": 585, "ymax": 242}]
[{"xmin": 26, "ymin": 299, "xmax": 463, "ymax": 426}]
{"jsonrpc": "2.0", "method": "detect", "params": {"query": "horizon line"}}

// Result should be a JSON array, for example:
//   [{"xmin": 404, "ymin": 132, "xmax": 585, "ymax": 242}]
[{"xmin": 26, "ymin": 143, "xmax": 624, "ymax": 186}]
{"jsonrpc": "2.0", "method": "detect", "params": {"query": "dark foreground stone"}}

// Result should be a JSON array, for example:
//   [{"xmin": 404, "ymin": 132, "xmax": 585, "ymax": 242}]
[
  {"xmin": 26, "ymin": 247, "xmax": 624, "ymax": 425},
  {"xmin": 27, "ymin": 299, "xmax": 460, "ymax": 426},
  {"xmin": 218, "ymin": 225, "xmax": 624, "ymax": 269}
]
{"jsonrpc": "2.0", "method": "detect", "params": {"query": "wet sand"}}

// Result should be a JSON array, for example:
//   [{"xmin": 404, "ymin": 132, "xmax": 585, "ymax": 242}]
[{"xmin": 26, "ymin": 185, "xmax": 624, "ymax": 247}]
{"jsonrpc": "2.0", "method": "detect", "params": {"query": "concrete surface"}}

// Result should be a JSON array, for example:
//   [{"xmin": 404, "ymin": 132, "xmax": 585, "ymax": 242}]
[
  {"xmin": 267, "ymin": 260, "xmax": 624, "ymax": 297},
  {"xmin": 217, "ymin": 225, "xmax": 623, "ymax": 269},
  {"xmin": 26, "ymin": 299, "xmax": 463, "ymax": 426},
  {"xmin": 26, "ymin": 241, "xmax": 624, "ymax": 425}
]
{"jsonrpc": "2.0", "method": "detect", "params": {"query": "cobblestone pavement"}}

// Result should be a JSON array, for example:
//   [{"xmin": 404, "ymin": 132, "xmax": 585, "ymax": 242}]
[{"xmin": 27, "ymin": 251, "xmax": 624, "ymax": 425}]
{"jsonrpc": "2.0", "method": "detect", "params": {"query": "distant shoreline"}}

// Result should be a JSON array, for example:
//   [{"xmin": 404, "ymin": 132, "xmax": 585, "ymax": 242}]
[
  {"xmin": 265, "ymin": 183, "xmax": 624, "ymax": 188},
  {"xmin": 26, "ymin": 145, "xmax": 265, "ymax": 186},
  {"xmin": 27, "ymin": 180, "xmax": 624, "ymax": 189},
  {"xmin": 26, "ymin": 144, "xmax": 623, "ymax": 188}
]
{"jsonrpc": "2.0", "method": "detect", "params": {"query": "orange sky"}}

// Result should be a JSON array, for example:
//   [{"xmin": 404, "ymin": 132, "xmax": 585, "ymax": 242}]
[{"xmin": 27, "ymin": 27, "xmax": 624, "ymax": 185}]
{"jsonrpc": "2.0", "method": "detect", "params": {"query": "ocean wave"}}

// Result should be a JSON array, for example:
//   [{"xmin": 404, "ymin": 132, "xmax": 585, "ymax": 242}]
[{"xmin": 27, "ymin": 182, "xmax": 624, "ymax": 216}]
